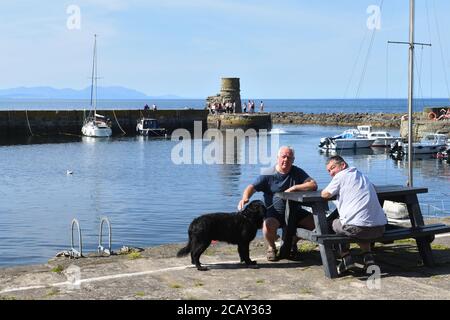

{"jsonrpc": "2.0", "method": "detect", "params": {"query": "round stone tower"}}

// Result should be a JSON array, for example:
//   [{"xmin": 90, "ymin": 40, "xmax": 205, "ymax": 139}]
[{"xmin": 206, "ymin": 77, "xmax": 242, "ymax": 113}]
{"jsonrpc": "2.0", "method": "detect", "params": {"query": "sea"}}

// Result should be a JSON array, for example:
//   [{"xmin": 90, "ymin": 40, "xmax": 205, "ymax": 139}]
[
  {"xmin": 0, "ymin": 98, "xmax": 449, "ymax": 268},
  {"xmin": 0, "ymin": 97, "xmax": 449, "ymax": 113}
]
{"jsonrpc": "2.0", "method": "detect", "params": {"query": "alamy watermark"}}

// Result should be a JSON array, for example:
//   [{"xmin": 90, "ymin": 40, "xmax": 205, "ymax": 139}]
[
  {"xmin": 63, "ymin": 264, "xmax": 81, "ymax": 290},
  {"xmin": 367, "ymin": 5, "xmax": 381, "ymax": 30},
  {"xmin": 366, "ymin": 265, "xmax": 381, "ymax": 290},
  {"xmin": 66, "ymin": 5, "xmax": 81, "ymax": 30},
  {"xmin": 170, "ymin": 121, "xmax": 280, "ymax": 171}
]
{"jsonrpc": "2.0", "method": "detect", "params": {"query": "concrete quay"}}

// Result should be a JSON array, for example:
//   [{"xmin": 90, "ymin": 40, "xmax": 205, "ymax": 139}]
[{"xmin": 1, "ymin": 217, "xmax": 449, "ymax": 300}]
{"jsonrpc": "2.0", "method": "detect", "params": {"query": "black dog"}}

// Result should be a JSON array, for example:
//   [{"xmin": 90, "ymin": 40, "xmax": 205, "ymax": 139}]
[{"xmin": 177, "ymin": 200, "xmax": 266, "ymax": 271}]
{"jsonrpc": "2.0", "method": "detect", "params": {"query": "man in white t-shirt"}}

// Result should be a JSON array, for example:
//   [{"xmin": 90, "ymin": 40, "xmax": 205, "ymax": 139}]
[{"xmin": 321, "ymin": 155, "xmax": 387, "ymax": 274}]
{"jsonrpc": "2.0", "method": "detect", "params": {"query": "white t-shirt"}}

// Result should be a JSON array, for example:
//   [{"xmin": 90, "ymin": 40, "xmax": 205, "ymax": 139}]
[{"xmin": 323, "ymin": 167, "xmax": 387, "ymax": 227}]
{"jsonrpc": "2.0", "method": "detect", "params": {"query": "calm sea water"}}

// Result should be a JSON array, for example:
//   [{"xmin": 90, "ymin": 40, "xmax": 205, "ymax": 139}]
[
  {"xmin": 0, "ymin": 124, "xmax": 449, "ymax": 268},
  {"xmin": 1, "ymin": 98, "xmax": 449, "ymax": 113}
]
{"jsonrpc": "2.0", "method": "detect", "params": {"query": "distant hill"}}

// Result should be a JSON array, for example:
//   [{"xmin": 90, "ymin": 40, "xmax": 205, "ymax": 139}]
[{"xmin": 0, "ymin": 86, "xmax": 182, "ymax": 100}]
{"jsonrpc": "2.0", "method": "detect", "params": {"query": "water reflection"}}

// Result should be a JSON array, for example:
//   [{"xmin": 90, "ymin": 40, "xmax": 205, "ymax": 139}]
[
  {"xmin": 81, "ymin": 136, "xmax": 112, "ymax": 144},
  {"xmin": 392, "ymin": 156, "xmax": 450, "ymax": 178},
  {"xmin": 0, "ymin": 135, "xmax": 80, "ymax": 146},
  {"xmin": 319, "ymin": 148, "xmax": 374, "ymax": 157},
  {"xmin": 1, "ymin": 123, "xmax": 449, "ymax": 268},
  {"xmin": 216, "ymin": 132, "xmax": 242, "ymax": 197}
]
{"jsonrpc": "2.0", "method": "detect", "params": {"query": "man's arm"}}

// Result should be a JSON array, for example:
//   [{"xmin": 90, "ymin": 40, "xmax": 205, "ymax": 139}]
[
  {"xmin": 321, "ymin": 179, "xmax": 339, "ymax": 199},
  {"xmin": 238, "ymin": 185, "xmax": 256, "ymax": 210},
  {"xmin": 285, "ymin": 178, "xmax": 318, "ymax": 192},
  {"xmin": 321, "ymin": 190, "xmax": 332, "ymax": 199}
]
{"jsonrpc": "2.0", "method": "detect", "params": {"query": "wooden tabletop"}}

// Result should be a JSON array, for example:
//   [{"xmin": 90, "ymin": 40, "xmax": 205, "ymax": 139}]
[{"xmin": 275, "ymin": 185, "xmax": 428, "ymax": 203}]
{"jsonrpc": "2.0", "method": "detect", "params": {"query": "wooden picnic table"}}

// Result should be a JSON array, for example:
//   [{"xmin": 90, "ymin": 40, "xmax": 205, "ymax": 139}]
[{"xmin": 275, "ymin": 185, "xmax": 450, "ymax": 278}]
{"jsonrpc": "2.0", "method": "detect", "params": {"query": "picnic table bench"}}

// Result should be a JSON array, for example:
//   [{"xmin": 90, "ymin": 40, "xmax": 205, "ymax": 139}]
[{"xmin": 276, "ymin": 185, "xmax": 450, "ymax": 278}]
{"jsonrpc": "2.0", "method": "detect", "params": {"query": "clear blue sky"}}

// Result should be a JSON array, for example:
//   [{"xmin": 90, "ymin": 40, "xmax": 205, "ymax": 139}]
[{"xmin": 1, "ymin": 0, "xmax": 450, "ymax": 99}]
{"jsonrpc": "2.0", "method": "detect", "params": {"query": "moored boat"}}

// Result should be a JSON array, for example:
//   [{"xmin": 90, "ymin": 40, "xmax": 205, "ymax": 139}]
[
  {"xmin": 81, "ymin": 35, "xmax": 112, "ymax": 138},
  {"xmin": 357, "ymin": 125, "xmax": 401, "ymax": 147},
  {"xmin": 391, "ymin": 133, "xmax": 448, "ymax": 155},
  {"xmin": 136, "ymin": 118, "xmax": 167, "ymax": 137},
  {"xmin": 319, "ymin": 129, "xmax": 375, "ymax": 150}
]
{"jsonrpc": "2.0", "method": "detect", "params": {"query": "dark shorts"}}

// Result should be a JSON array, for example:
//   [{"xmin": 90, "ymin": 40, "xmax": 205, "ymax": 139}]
[
  {"xmin": 266, "ymin": 207, "xmax": 311, "ymax": 228},
  {"xmin": 332, "ymin": 219, "xmax": 385, "ymax": 240}
]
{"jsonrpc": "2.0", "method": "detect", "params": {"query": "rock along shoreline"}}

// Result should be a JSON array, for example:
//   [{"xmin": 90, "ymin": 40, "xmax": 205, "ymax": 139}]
[{"xmin": 270, "ymin": 112, "xmax": 402, "ymax": 128}]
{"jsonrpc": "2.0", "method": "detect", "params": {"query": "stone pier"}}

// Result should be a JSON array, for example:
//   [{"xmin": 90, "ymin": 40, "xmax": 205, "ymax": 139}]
[
  {"xmin": 400, "ymin": 107, "xmax": 450, "ymax": 140},
  {"xmin": 0, "ymin": 109, "xmax": 208, "ymax": 137},
  {"xmin": 207, "ymin": 113, "xmax": 272, "ymax": 131}
]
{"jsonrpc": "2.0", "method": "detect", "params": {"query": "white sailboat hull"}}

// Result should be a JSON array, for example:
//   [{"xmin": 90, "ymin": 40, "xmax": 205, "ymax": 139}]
[{"xmin": 81, "ymin": 121, "xmax": 112, "ymax": 137}]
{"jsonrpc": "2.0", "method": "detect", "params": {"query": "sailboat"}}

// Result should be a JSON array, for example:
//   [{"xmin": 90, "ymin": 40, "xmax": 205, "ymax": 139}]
[{"xmin": 81, "ymin": 34, "xmax": 112, "ymax": 138}]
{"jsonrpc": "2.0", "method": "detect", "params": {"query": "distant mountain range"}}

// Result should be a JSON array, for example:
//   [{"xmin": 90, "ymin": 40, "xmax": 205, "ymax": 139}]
[{"xmin": 0, "ymin": 86, "xmax": 182, "ymax": 100}]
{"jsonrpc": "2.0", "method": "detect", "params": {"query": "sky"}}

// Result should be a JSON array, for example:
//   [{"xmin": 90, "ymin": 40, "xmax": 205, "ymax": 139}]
[{"xmin": 1, "ymin": 0, "xmax": 450, "ymax": 99}]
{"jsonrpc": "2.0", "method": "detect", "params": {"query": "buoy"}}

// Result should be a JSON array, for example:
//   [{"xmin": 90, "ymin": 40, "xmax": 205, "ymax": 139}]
[{"xmin": 428, "ymin": 112, "xmax": 437, "ymax": 120}]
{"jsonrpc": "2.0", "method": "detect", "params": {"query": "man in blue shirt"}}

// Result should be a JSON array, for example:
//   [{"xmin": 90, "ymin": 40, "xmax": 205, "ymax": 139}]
[{"xmin": 238, "ymin": 146, "xmax": 317, "ymax": 261}]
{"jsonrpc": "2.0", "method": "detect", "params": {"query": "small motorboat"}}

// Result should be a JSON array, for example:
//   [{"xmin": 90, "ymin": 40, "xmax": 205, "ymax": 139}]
[
  {"xmin": 319, "ymin": 129, "xmax": 375, "ymax": 150},
  {"xmin": 399, "ymin": 133, "xmax": 448, "ymax": 154},
  {"xmin": 368, "ymin": 132, "xmax": 401, "ymax": 147},
  {"xmin": 357, "ymin": 125, "xmax": 401, "ymax": 147},
  {"xmin": 136, "ymin": 118, "xmax": 167, "ymax": 137}
]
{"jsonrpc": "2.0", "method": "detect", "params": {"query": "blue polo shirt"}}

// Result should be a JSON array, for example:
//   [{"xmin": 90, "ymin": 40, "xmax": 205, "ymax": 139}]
[{"xmin": 252, "ymin": 166, "xmax": 311, "ymax": 217}]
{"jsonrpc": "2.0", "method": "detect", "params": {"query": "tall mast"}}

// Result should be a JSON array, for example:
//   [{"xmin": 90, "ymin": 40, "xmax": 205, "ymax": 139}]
[
  {"xmin": 407, "ymin": 0, "xmax": 414, "ymax": 187},
  {"xmin": 389, "ymin": 1, "xmax": 430, "ymax": 186},
  {"xmin": 90, "ymin": 34, "xmax": 97, "ymax": 116}
]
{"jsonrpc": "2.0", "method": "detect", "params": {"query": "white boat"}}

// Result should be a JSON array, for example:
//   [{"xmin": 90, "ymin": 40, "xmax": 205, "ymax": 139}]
[
  {"xmin": 81, "ymin": 34, "xmax": 112, "ymax": 138},
  {"xmin": 357, "ymin": 125, "xmax": 401, "ymax": 147},
  {"xmin": 369, "ymin": 132, "xmax": 401, "ymax": 147},
  {"xmin": 392, "ymin": 133, "xmax": 448, "ymax": 155},
  {"xmin": 136, "ymin": 118, "xmax": 167, "ymax": 137},
  {"xmin": 82, "ymin": 113, "xmax": 112, "ymax": 137},
  {"xmin": 319, "ymin": 129, "xmax": 375, "ymax": 150}
]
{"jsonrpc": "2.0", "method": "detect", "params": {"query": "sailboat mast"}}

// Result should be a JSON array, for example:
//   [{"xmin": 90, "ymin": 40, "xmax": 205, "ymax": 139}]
[
  {"xmin": 407, "ymin": 0, "xmax": 414, "ymax": 187},
  {"xmin": 91, "ymin": 34, "xmax": 97, "ymax": 117}
]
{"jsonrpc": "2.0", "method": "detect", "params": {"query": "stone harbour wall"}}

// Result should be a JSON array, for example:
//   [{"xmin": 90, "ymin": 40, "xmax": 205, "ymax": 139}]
[
  {"xmin": 0, "ymin": 109, "xmax": 208, "ymax": 137},
  {"xmin": 400, "ymin": 110, "xmax": 450, "ymax": 140}
]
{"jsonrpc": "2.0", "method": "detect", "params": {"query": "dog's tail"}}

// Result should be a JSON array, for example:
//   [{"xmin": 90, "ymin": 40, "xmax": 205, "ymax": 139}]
[{"xmin": 177, "ymin": 243, "xmax": 191, "ymax": 257}]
